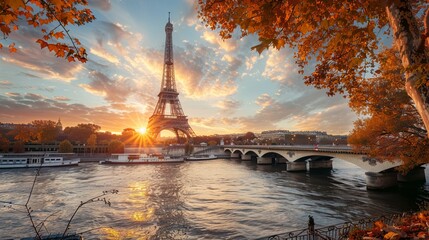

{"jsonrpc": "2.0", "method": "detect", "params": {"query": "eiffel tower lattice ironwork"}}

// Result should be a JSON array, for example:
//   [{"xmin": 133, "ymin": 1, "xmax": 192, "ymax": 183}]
[{"xmin": 146, "ymin": 13, "xmax": 196, "ymax": 142}]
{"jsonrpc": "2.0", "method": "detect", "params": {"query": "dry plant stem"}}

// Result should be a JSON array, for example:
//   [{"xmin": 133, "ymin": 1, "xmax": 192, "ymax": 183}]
[
  {"xmin": 25, "ymin": 168, "xmax": 42, "ymax": 240},
  {"xmin": 62, "ymin": 191, "xmax": 115, "ymax": 238}
]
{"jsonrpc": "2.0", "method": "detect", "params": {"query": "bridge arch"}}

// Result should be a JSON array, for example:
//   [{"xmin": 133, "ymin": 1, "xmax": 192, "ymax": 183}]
[{"xmin": 223, "ymin": 145, "xmax": 424, "ymax": 190}]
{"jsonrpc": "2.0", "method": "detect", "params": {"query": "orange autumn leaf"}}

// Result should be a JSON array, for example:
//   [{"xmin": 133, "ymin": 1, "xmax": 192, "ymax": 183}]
[
  {"xmin": 53, "ymin": 31, "xmax": 65, "ymax": 39},
  {"xmin": 36, "ymin": 39, "xmax": 48, "ymax": 49},
  {"xmin": 374, "ymin": 220, "xmax": 385, "ymax": 230},
  {"xmin": 418, "ymin": 212, "xmax": 427, "ymax": 222},
  {"xmin": 8, "ymin": 43, "xmax": 17, "ymax": 53},
  {"xmin": 5, "ymin": 0, "xmax": 25, "ymax": 10}
]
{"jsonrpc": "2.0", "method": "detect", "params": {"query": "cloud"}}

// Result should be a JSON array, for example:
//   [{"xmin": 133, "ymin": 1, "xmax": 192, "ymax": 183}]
[
  {"xmin": 215, "ymin": 99, "xmax": 241, "ymax": 114},
  {"xmin": 0, "ymin": 80, "xmax": 12, "ymax": 86},
  {"xmin": 245, "ymin": 55, "xmax": 260, "ymax": 70},
  {"xmin": 183, "ymin": 0, "xmax": 198, "ymax": 26},
  {"xmin": 262, "ymin": 48, "xmax": 299, "ymax": 85},
  {"xmin": 255, "ymin": 94, "xmax": 274, "ymax": 108},
  {"xmin": 88, "ymin": 0, "xmax": 111, "ymax": 11},
  {"xmin": 201, "ymin": 31, "xmax": 238, "ymax": 52},
  {"xmin": 90, "ymin": 46, "xmax": 120, "ymax": 64},
  {"xmin": 54, "ymin": 96, "xmax": 70, "ymax": 101},
  {"xmin": 292, "ymin": 103, "xmax": 356, "ymax": 135},
  {"xmin": 174, "ymin": 42, "xmax": 241, "ymax": 98},
  {"xmin": 24, "ymin": 93, "xmax": 44, "ymax": 101},
  {"xmin": 94, "ymin": 21, "xmax": 139, "ymax": 49},
  {"xmin": 80, "ymin": 71, "xmax": 135, "ymax": 103}
]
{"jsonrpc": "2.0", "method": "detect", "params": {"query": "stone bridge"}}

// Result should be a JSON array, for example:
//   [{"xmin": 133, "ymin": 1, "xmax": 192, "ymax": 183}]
[{"xmin": 223, "ymin": 145, "xmax": 425, "ymax": 190}]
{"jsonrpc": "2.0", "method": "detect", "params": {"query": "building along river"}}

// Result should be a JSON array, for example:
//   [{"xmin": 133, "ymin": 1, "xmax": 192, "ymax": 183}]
[{"xmin": 0, "ymin": 158, "xmax": 428, "ymax": 239}]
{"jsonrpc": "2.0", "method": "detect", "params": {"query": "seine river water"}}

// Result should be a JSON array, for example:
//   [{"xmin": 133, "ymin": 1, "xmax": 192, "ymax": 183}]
[{"xmin": 1, "ymin": 159, "xmax": 429, "ymax": 239}]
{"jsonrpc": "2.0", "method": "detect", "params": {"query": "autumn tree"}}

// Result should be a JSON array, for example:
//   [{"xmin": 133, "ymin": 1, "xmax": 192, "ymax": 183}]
[
  {"xmin": 348, "ymin": 49, "xmax": 429, "ymax": 172},
  {"xmin": 108, "ymin": 140, "xmax": 124, "ymax": 154},
  {"xmin": 0, "ymin": 134, "xmax": 10, "ymax": 152},
  {"xmin": 31, "ymin": 120, "xmax": 59, "ymax": 144},
  {"xmin": 0, "ymin": 0, "xmax": 95, "ymax": 62},
  {"xmin": 8, "ymin": 124, "xmax": 33, "ymax": 143},
  {"xmin": 63, "ymin": 123, "xmax": 100, "ymax": 143},
  {"xmin": 198, "ymin": 0, "xmax": 429, "ymax": 137},
  {"xmin": 243, "ymin": 132, "xmax": 256, "ymax": 144},
  {"xmin": 58, "ymin": 139, "xmax": 73, "ymax": 153}
]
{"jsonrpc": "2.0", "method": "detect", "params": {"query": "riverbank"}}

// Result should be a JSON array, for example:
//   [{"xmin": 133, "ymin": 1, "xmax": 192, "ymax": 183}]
[{"xmin": 258, "ymin": 210, "xmax": 429, "ymax": 240}]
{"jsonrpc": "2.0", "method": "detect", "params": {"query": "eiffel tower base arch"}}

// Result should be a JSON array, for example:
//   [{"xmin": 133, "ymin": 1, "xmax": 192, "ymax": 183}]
[{"xmin": 147, "ymin": 116, "xmax": 196, "ymax": 144}]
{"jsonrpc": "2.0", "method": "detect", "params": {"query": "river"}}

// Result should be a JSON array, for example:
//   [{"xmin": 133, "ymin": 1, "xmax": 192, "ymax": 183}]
[{"xmin": 1, "ymin": 159, "xmax": 428, "ymax": 239}]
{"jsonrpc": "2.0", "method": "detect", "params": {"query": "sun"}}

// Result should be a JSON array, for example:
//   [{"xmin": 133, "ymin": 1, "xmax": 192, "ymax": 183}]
[{"xmin": 138, "ymin": 127, "xmax": 147, "ymax": 134}]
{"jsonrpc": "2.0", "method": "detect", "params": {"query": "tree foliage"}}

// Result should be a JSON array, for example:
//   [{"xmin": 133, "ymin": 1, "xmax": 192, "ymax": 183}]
[
  {"xmin": 348, "ymin": 49, "xmax": 429, "ymax": 172},
  {"xmin": 58, "ymin": 139, "xmax": 73, "ymax": 153},
  {"xmin": 31, "ymin": 120, "xmax": 59, "ymax": 144},
  {"xmin": 197, "ymin": 0, "xmax": 429, "ymax": 136},
  {"xmin": 108, "ymin": 140, "xmax": 124, "ymax": 154},
  {"xmin": 8, "ymin": 124, "xmax": 33, "ymax": 142},
  {"xmin": 0, "ymin": 0, "xmax": 95, "ymax": 62},
  {"xmin": 0, "ymin": 134, "xmax": 10, "ymax": 152},
  {"xmin": 63, "ymin": 123, "xmax": 100, "ymax": 143}
]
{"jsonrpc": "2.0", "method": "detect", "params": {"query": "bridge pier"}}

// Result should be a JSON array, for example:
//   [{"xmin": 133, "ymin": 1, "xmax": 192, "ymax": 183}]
[
  {"xmin": 286, "ymin": 161, "xmax": 307, "ymax": 172},
  {"xmin": 257, "ymin": 157, "xmax": 272, "ymax": 165},
  {"xmin": 230, "ymin": 153, "xmax": 240, "ymax": 159},
  {"xmin": 241, "ymin": 154, "xmax": 252, "ymax": 161},
  {"xmin": 365, "ymin": 172, "xmax": 398, "ymax": 190},
  {"xmin": 397, "ymin": 166, "xmax": 426, "ymax": 183},
  {"xmin": 308, "ymin": 160, "xmax": 333, "ymax": 171},
  {"xmin": 276, "ymin": 157, "xmax": 288, "ymax": 164}
]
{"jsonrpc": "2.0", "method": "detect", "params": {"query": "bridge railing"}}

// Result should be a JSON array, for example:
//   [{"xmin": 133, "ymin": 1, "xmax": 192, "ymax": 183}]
[{"xmin": 256, "ymin": 213, "xmax": 406, "ymax": 240}]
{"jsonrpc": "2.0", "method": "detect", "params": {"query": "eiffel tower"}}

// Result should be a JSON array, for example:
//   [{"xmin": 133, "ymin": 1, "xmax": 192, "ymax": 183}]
[{"xmin": 146, "ymin": 13, "xmax": 196, "ymax": 143}]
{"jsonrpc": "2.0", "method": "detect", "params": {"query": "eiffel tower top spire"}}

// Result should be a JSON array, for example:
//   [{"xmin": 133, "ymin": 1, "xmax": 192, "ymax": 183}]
[{"xmin": 160, "ymin": 12, "xmax": 176, "ymax": 93}]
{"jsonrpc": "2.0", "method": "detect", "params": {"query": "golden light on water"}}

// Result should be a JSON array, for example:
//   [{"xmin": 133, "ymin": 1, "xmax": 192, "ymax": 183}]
[
  {"xmin": 101, "ymin": 227, "xmax": 155, "ymax": 240},
  {"xmin": 132, "ymin": 208, "xmax": 155, "ymax": 222}
]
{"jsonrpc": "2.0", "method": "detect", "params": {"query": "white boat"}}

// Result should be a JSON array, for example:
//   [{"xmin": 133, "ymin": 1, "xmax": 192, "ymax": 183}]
[
  {"xmin": 186, "ymin": 154, "xmax": 217, "ymax": 161},
  {"xmin": 100, "ymin": 153, "xmax": 184, "ymax": 164},
  {"xmin": 0, "ymin": 152, "xmax": 80, "ymax": 169}
]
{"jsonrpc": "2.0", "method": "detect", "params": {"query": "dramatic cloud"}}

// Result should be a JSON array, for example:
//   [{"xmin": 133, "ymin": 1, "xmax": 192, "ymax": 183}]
[
  {"xmin": 262, "ymin": 48, "xmax": 299, "ymax": 85},
  {"xmin": 215, "ymin": 99, "xmax": 241, "ymax": 114},
  {"xmin": 80, "ymin": 71, "xmax": 135, "ymax": 103},
  {"xmin": 255, "ymin": 94, "xmax": 274, "ymax": 108},
  {"xmin": 174, "ymin": 43, "xmax": 240, "ymax": 98},
  {"xmin": 201, "ymin": 31, "xmax": 238, "ymax": 52}
]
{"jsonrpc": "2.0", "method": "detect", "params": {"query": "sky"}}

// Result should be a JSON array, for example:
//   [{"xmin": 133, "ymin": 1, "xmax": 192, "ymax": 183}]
[{"xmin": 0, "ymin": 0, "xmax": 358, "ymax": 136}]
